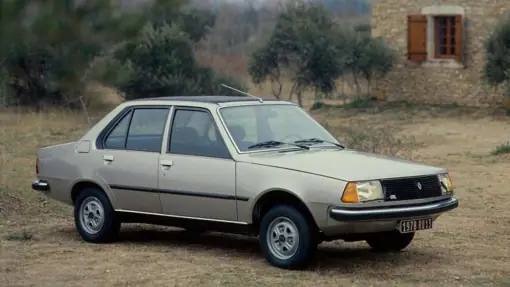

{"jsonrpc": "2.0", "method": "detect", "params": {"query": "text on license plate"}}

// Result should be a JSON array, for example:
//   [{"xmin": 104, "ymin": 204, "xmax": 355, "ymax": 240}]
[{"xmin": 399, "ymin": 218, "xmax": 433, "ymax": 233}]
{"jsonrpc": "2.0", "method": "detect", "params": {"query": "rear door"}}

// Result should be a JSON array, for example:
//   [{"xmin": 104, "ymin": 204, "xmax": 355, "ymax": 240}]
[
  {"xmin": 96, "ymin": 106, "xmax": 169, "ymax": 213},
  {"xmin": 158, "ymin": 107, "xmax": 238, "ymax": 221}
]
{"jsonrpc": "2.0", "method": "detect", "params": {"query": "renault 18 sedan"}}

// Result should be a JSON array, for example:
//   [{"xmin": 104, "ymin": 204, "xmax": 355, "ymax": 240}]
[{"xmin": 32, "ymin": 96, "xmax": 458, "ymax": 269}]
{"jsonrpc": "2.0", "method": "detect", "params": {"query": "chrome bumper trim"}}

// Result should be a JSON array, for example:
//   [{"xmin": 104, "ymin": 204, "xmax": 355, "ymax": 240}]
[
  {"xmin": 32, "ymin": 180, "xmax": 50, "ymax": 192},
  {"xmin": 330, "ymin": 197, "xmax": 458, "ymax": 221}
]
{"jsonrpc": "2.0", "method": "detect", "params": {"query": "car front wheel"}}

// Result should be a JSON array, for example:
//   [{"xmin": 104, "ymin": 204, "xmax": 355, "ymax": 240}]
[
  {"xmin": 366, "ymin": 231, "xmax": 415, "ymax": 252},
  {"xmin": 74, "ymin": 188, "xmax": 120, "ymax": 243},
  {"xmin": 259, "ymin": 205, "xmax": 317, "ymax": 269}
]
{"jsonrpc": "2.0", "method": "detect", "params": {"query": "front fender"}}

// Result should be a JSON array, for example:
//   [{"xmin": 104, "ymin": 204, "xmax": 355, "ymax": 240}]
[{"xmin": 236, "ymin": 162, "xmax": 346, "ymax": 228}]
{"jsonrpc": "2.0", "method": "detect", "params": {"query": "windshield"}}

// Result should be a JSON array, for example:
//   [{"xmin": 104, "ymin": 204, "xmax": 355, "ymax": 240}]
[{"xmin": 220, "ymin": 104, "xmax": 337, "ymax": 152}]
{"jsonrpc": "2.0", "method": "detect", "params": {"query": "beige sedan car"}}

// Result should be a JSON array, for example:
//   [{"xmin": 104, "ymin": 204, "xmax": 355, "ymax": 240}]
[{"xmin": 32, "ymin": 96, "xmax": 458, "ymax": 268}]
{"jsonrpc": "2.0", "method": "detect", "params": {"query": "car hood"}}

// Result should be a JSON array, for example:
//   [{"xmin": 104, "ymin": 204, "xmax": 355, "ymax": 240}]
[{"xmin": 238, "ymin": 148, "xmax": 446, "ymax": 181}]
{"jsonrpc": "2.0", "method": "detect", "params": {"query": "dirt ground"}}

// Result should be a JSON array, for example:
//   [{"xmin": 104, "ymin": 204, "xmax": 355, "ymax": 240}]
[{"xmin": 1, "ymin": 105, "xmax": 509, "ymax": 286}]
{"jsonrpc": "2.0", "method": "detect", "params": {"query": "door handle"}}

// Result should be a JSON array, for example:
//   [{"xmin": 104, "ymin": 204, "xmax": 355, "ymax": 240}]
[
  {"xmin": 160, "ymin": 159, "xmax": 173, "ymax": 167},
  {"xmin": 103, "ymin": 155, "xmax": 114, "ymax": 162}
]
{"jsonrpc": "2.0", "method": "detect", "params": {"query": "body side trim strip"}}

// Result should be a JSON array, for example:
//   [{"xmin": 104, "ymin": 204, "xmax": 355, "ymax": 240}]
[
  {"xmin": 115, "ymin": 209, "xmax": 249, "ymax": 225},
  {"xmin": 109, "ymin": 185, "xmax": 250, "ymax": 201}
]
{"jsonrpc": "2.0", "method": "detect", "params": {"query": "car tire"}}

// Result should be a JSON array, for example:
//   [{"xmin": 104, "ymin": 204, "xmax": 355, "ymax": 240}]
[
  {"xmin": 259, "ymin": 205, "xmax": 317, "ymax": 269},
  {"xmin": 74, "ymin": 188, "xmax": 120, "ymax": 243},
  {"xmin": 366, "ymin": 231, "xmax": 415, "ymax": 252}
]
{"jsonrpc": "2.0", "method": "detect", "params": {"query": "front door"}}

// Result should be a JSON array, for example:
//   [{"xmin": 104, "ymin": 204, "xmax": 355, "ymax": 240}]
[
  {"xmin": 96, "ymin": 107, "xmax": 169, "ymax": 213},
  {"xmin": 158, "ymin": 108, "xmax": 237, "ymax": 221}
]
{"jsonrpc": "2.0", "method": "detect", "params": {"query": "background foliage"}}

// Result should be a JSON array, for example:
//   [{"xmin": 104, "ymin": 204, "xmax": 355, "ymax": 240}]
[
  {"xmin": 248, "ymin": 2, "xmax": 394, "ymax": 106},
  {"xmin": 0, "ymin": 0, "xmax": 380, "ymax": 108},
  {"xmin": 485, "ymin": 15, "xmax": 510, "ymax": 96}
]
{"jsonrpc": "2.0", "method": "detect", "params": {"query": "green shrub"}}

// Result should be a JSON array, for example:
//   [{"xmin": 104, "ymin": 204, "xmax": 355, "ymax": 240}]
[
  {"xmin": 492, "ymin": 142, "xmax": 510, "ymax": 155},
  {"xmin": 116, "ymin": 23, "xmax": 244, "ymax": 99}
]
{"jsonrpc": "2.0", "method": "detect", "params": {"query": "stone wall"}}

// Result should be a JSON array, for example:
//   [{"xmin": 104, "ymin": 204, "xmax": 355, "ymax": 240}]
[{"xmin": 372, "ymin": 0, "xmax": 510, "ymax": 107}]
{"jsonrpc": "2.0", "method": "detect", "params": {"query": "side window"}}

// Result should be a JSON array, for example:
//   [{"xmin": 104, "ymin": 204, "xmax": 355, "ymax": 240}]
[
  {"xmin": 169, "ymin": 109, "xmax": 230, "ymax": 159},
  {"xmin": 126, "ymin": 109, "xmax": 169, "ymax": 152},
  {"xmin": 104, "ymin": 111, "xmax": 132, "ymax": 149}
]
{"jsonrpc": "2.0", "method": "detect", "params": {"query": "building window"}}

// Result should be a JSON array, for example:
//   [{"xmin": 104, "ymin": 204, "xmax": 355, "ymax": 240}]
[
  {"xmin": 408, "ymin": 14, "xmax": 463, "ymax": 64},
  {"xmin": 435, "ymin": 16, "xmax": 457, "ymax": 58}
]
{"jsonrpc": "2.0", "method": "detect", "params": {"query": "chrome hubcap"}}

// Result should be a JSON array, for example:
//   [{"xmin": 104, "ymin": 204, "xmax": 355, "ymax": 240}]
[
  {"xmin": 266, "ymin": 217, "xmax": 299, "ymax": 260},
  {"xmin": 79, "ymin": 196, "xmax": 105, "ymax": 234}
]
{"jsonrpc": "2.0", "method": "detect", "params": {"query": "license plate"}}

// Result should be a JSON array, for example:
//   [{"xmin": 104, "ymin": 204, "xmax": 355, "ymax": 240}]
[{"xmin": 398, "ymin": 218, "xmax": 433, "ymax": 233}]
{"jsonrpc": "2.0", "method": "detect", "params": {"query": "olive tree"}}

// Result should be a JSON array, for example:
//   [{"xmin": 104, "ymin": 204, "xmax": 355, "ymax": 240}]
[
  {"xmin": 249, "ymin": 2, "xmax": 345, "ymax": 106},
  {"xmin": 249, "ymin": 2, "xmax": 394, "ymax": 106},
  {"xmin": 342, "ymin": 30, "xmax": 395, "ymax": 97},
  {"xmin": 485, "ymin": 16, "xmax": 510, "ymax": 94}
]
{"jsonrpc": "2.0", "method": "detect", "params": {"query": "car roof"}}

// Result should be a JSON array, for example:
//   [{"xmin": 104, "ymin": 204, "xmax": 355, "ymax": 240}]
[{"xmin": 135, "ymin": 95, "xmax": 265, "ymax": 104}]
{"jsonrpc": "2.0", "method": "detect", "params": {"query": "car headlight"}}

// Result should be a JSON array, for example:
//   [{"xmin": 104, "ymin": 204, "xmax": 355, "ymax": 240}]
[
  {"xmin": 438, "ymin": 174, "xmax": 454, "ymax": 194},
  {"xmin": 341, "ymin": 180, "xmax": 384, "ymax": 203}
]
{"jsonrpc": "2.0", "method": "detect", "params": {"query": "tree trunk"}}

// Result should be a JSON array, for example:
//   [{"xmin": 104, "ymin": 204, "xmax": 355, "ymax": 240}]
[
  {"xmin": 296, "ymin": 87, "xmax": 303, "ymax": 107},
  {"xmin": 353, "ymin": 73, "xmax": 361, "ymax": 99},
  {"xmin": 271, "ymin": 78, "xmax": 283, "ymax": 100},
  {"xmin": 367, "ymin": 77, "xmax": 372, "ymax": 97},
  {"xmin": 79, "ymin": 96, "xmax": 91, "ymax": 126},
  {"xmin": 288, "ymin": 82, "xmax": 297, "ymax": 101}
]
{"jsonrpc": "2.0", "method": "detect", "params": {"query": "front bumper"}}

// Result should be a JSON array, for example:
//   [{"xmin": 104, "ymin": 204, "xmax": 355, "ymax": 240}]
[
  {"xmin": 330, "ymin": 197, "xmax": 458, "ymax": 221},
  {"xmin": 32, "ymin": 180, "xmax": 50, "ymax": 192}
]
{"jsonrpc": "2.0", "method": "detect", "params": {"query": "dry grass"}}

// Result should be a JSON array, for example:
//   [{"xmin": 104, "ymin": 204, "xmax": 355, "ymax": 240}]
[
  {"xmin": 1, "ymin": 105, "xmax": 510, "ymax": 286},
  {"xmin": 0, "ymin": 108, "xmax": 100, "ymax": 223}
]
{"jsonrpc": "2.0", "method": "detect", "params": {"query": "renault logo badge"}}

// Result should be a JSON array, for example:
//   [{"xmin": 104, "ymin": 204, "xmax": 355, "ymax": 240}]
[{"xmin": 416, "ymin": 182, "xmax": 423, "ymax": 190}]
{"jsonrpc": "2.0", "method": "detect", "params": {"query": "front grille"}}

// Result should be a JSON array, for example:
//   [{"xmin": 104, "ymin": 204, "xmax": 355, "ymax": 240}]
[{"xmin": 381, "ymin": 175, "xmax": 442, "ymax": 201}]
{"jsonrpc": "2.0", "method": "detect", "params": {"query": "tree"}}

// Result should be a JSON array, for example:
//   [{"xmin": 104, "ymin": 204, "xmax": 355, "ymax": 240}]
[
  {"xmin": 249, "ymin": 2, "xmax": 344, "ymax": 106},
  {"xmin": 116, "ymin": 23, "xmax": 244, "ymax": 99},
  {"xmin": 342, "ymin": 29, "xmax": 395, "ymax": 97},
  {"xmin": 0, "ymin": 0, "xmax": 242, "ymax": 106},
  {"xmin": 0, "ymin": 0, "xmax": 149, "ymax": 106},
  {"xmin": 249, "ymin": 43, "xmax": 283, "ymax": 99},
  {"xmin": 148, "ymin": 0, "xmax": 214, "ymax": 43},
  {"xmin": 485, "ymin": 15, "xmax": 510, "ymax": 94},
  {"xmin": 249, "ymin": 2, "xmax": 394, "ymax": 106}
]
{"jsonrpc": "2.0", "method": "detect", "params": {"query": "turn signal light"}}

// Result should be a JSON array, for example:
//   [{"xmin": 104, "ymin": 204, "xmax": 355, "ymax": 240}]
[{"xmin": 341, "ymin": 182, "xmax": 359, "ymax": 203}]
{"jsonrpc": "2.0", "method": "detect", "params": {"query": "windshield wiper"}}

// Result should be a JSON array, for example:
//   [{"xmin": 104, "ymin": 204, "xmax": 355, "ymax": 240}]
[
  {"xmin": 248, "ymin": 140, "xmax": 310, "ymax": 150},
  {"xmin": 294, "ymin": 138, "xmax": 345, "ymax": 149}
]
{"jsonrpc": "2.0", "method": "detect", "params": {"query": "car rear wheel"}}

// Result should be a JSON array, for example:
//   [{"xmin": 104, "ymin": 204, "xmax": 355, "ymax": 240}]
[
  {"xmin": 259, "ymin": 205, "xmax": 317, "ymax": 269},
  {"xmin": 366, "ymin": 231, "xmax": 414, "ymax": 252},
  {"xmin": 74, "ymin": 188, "xmax": 120, "ymax": 243}
]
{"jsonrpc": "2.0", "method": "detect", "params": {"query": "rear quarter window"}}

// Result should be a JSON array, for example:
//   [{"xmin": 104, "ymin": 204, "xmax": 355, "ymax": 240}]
[{"xmin": 104, "ymin": 111, "xmax": 132, "ymax": 149}]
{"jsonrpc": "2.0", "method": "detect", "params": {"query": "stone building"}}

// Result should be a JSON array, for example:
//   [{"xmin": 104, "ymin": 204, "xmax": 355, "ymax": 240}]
[{"xmin": 372, "ymin": 0, "xmax": 510, "ymax": 107}]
